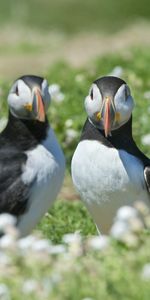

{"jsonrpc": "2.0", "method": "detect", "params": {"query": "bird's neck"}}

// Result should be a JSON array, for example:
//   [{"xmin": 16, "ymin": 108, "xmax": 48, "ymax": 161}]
[
  {"xmin": 86, "ymin": 116, "xmax": 133, "ymax": 147},
  {"xmin": 106, "ymin": 117, "xmax": 133, "ymax": 147},
  {"xmin": 2, "ymin": 112, "xmax": 49, "ymax": 150},
  {"xmin": 82, "ymin": 116, "xmax": 134, "ymax": 149},
  {"xmin": 81, "ymin": 117, "xmax": 149, "ymax": 165}
]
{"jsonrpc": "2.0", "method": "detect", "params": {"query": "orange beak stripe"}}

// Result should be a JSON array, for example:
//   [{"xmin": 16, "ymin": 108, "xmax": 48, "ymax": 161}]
[
  {"xmin": 35, "ymin": 89, "xmax": 45, "ymax": 122},
  {"xmin": 104, "ymin": 99, "xmax": 111, "ymax": 137}
]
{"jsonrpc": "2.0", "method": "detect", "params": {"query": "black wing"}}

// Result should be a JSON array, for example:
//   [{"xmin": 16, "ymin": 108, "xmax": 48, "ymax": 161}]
[
  {"xmin": 0, "ymin": 148, "xmax": 32, "ymax": 216},
  {"xmin": 144, "ymin": 166, "xmax": 150, "ymax": 194}
]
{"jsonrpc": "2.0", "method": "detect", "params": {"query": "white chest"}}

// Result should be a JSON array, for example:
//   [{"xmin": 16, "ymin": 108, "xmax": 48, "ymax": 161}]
[
  {"xmin": 72, "ymin": 140, "xmax": 149, "ymax": 233},
  {"xmin": 71, "ymin": 140, "xmax": 145, "ymax": 204},
  {"xmin": 19, "ymin": 128, "xmax": 65, "ymax": 236}
]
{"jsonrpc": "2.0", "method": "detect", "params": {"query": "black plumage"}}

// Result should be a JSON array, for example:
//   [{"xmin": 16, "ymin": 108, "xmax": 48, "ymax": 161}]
[{"xmin": 0, "ymin": 112, "xmax": 48, "ymax": 216}]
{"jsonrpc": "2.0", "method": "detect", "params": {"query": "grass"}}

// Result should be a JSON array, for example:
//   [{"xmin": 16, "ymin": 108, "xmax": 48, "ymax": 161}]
[{"xmin": 37, "ymin": 200, "xmax": 96, "ymax": 243}]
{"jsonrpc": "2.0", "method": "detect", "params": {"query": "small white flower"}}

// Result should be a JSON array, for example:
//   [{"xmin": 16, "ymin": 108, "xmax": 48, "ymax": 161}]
[
  {"xmin": 0, "ymin": 214, "xmax": 17, "ymax": 232},
  {"xmin": 0, "ymin": 251, "xmax": 11, "ymax": 265},
  {"xmin": 49, "ymin": 84, "xmax": 60, "ymax": 96},
  {"xmin": 65, "ymin": 129, "xmax": 78, "ymax": 144},
  {"xmin": 49, "ymin": 244, "xmax": 66, "ymax": 255},
  {"xmin": 141, "ymin": 263, "xmax": 150, "ymax": 280},
  {"xmin": 144, "ymin": 91, "xmax": 150, "ymax": 100},
  {"xmin": 48, "ymin": 84, "xmax": 65, "ymax": 103},
  {"xmin": 88, "ymin": 235, "xmax": 109, "ymax": 251},
  {"xmin": 0, "ymin": 234, "xmax": 16, "ymax": 249},
  {"xmin": 50, "ymin": 273, "xmax": 62, "ymax": 284},
  {"xmin": 32, "ymin": 239, "xmax": 51, "ymax": 252},
  {"xmin": 141, "ymin": 134, "xmax": 150, "ymax": 146},
  {"xmin": 0, "ymin": 284, "xmax": 10, "ymax": 300},
  {"xmin": 75, "ymin": 74, "xmax": 85, "ymax": 83},
  {"xmin": 63, "ymin": 233, "xmax": 82, "ymax": 256},
  {"xmin": 18, "ymin": 235, "xmax": 36, "ymax": 251},
  {"xmin": 108, "ymin": 66, "xmax": 123, "ymax": 77},
  {"xmin": 63, "ymin": 233, "xmax": 81, "ymax": 244},
  {"xmin": 121, "ymin": 232, "xmax": 139, "ymax": 247},
  {"xmin": 82, "ymin": 298, "xmax": 94, "ymax": 300},
  {"xmin": 22, "ymin": 279, "xmax": 38, "ymax": 294},
  {"xmin": 110, "ymin": 220, "xmax": 130, "ymax": 240},
  {"xmin": 55, "ymin": 92, "xmax": 65, "ymax": 102},
  {"xmin": 115, "ymin": 206, "xmax": 138, "ymax": 222},
  {"xmin": 128, "ymin": 217, "xmax": 144, "ymax": 233},
  {"xmin": 65, "ymin": 119, "xmax": 73, "ymax": 128}
]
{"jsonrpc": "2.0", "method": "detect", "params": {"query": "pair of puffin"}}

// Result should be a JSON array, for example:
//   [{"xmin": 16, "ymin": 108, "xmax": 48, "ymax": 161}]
[
  {"xmin": 0, "ymin": 75, "xmax": 65, "ymax": 237},
  {"xmin": 0, "ymin": 74, "xmax": 149, "ymax": 236},
  {"xmin": 72, "ymin": 76, "xmax": 150, "ymax": 233}
]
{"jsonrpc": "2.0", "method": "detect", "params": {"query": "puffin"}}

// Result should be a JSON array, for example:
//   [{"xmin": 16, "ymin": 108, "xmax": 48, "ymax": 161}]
[
  {"xmin": 71, "ymin": 76, "xmax": 150, "ymax": 233},
  {"xmin": 0, "ymin": 75, "xmax": 65, "ymax": 237}
]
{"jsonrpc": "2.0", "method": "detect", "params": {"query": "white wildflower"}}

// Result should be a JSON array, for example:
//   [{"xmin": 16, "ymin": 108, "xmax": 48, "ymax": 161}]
[
  {"xmin": 18, "ymin": 235, "xmax": 36, "ymax": 251},
  {"xmin": 75, "ymin": 74, "xmax": 85, "ymax": 83},
  {"xmin": 82, "ymin": 298, "xmax": 94, "ymax": 300},
  {"xmin": 68, "ymin": 239, "xmax": 82, "ymax": 256},
  {"xmin": 128, "ymin": 217, "xmax": 144, "ymax": 233},
  {"xmin": 0, "ymin": 214, "xmax": 17, "ymax": 232},
  {"xmin": 141, "ymin": 134, "xmax": 150, "ymax": 146},
  {"xmin": 108, "ymin": 66, "xmax": 123, "ymax": 77},
  {"xmin": 0, "ymin": 251, "xmax": 10, "ymax": 266},
  {"xmin": 115, "ymin": 206, "xmax": 138, "ymax": 222},
  {"xmin": 144, "ymin": 91, "xmax": 150, "ymax": 100},
  {"xmin": 63, "ymin": 233, "xmax": 82, "ymax": 256},
  {"xmin": 141, "ymin": 263, "xmax": 150, "ymax": 280},
  {"xmin": 48, "ymin": 84, "xmax": 65, "ymax": 103},
  {"xmin": 32, "ymin": 239, "xmax": 51, "ymax": 252},
  {"xmin": 65, "ymin": 128, "xmax": 78, "ymax": 144},
  {"xmin": 65, "ymin": 119, "xmax": 73, "ymax": 128},
  {"xmin": 63, "ymin": 233, "xmax": 81, "ymax": 244},
  {"xmin": 0, "ymin": 284, "xmax": 10, "ymax": 300},
  {"xmin": 88, "ymin": 235, "xmax": 109, "ymax": 251},
  {"xmin": 49, "ymin": 244, "xmax": 66, "ymax": 255},
  {"xmin": 22, "ymin": 279, "xmax": 38, "ymax": 294},
  {"xmin": 0, "ymin": 234, "xmax": 16, "ymax": 249},
  {"xmin": 110, "ymin": 220, "xmax": 130, "ymax": 240},
  {"xmin": 50, "ymin": 273, "xmax": 62, "ymax": 284},
  {"xmin": 121, "ymin": 232, "xmax": 139, "ymax": 247},
  {"xmin": 49, "ymin": 84, "xmax": 60, "ymax": 96}
]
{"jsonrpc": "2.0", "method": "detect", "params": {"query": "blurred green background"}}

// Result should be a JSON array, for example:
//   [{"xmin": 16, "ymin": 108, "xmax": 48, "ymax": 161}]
[
  {"xmin": 0, "ymin": 0, "xmax": 150, "ymax": 78},
  {"xmin": 0, "ymin": 0, "xmax": 150, "ymax": 33}
]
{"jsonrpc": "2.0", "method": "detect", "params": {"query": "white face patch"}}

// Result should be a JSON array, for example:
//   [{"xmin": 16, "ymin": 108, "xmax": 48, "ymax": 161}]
[
  {"xmin": 114, "ymin": 84, "xmax": 134, "ymax": 127},
  {"xmin": 41, "ymin": 79, "xmax": 51, "ymax": 110},
  {"xmin": 8, "ymin": 80, "xmax": 32, "ymax": 119},
  {"xmin": 84, "ymin": 83, "xmax": 102, "ymax": 120}
]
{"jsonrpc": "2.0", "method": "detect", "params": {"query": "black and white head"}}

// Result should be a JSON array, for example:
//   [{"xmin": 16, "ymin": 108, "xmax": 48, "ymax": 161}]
[
  {"xmin": 85, "ymin": 76, "xmax": 134, "ymax": 137},
  {"xmin": 8, "ymin": 75, "xmax": 51, "ymax": 122}
]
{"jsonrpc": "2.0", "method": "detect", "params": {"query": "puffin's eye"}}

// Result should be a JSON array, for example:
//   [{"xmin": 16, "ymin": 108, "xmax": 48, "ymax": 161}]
[
  {"xmin": 125, "ymin": 85, "xmax": 130, "ymax": 100},
  {"xmin": 90, "ymin": 89, "xmax": 93, "ymax": 100},
  {"xmin": 16, "ymin": 85, "xmax": 19, "ymax": 96}
]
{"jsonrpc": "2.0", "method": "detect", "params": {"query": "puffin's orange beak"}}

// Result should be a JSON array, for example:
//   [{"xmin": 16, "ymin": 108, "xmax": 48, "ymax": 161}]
[
  {"xmin": 33, "ymin": 88, "xmax": 45, "ymax": 122},
  {"xmin": 101, "ymin": 97, "xmax": 115, "ymax": 137}
]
